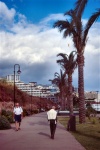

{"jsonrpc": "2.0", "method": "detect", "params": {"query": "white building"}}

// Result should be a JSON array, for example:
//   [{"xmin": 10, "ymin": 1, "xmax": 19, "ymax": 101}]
[
  {"xmin": 6, "ymin": 74, "xmax": 59, "ymax": 102},
  {"xmin": 85, "ymin": 91, "xmax": 100, "ymax": 102},
  {"xmin": 6, "ymin": 74, "xmax": 20, "ymax": 82},
  {"xmin": 91, "ymin": 104, "xmax": 100, "ymax": 111}
]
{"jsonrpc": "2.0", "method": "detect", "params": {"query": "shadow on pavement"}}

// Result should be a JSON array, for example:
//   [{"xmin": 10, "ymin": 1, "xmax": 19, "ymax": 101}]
[
  {"xmin": 28, "ymin": 121, "xmax": 48, "ymax": 126},
  {"xmin": 38, "ymin": 132, "xmax": 50, "ymax": 138}
]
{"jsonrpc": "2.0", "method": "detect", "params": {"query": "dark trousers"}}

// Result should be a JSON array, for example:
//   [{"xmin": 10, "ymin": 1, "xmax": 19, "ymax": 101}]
[{"xmin": 50, "ymin": 120, "xmax": 56, "ymax": 138}]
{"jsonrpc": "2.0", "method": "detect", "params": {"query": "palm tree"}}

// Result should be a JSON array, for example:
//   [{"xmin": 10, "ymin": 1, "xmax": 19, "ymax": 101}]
[
  {"xmin": 57, "ymin": 51, "xmax": 77, "ymax": 115},
  {"xmin": 53, "ymin": 0, "xmax": 100, "ymax": 123},
  {"xmin": 49, "ymin": 69, "xmax": 68, "ymax": 110}
]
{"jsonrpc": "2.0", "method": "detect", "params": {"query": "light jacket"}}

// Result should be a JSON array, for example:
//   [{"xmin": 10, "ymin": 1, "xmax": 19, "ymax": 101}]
[{"xmin": 47, "ymin": 109, "xmax": 57, "ymax": 120}]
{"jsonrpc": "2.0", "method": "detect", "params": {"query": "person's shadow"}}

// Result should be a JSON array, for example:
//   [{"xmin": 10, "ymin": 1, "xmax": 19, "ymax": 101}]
[{"xmin": 38, "ymin": 132, "xmax": 50, "ymax": 138}]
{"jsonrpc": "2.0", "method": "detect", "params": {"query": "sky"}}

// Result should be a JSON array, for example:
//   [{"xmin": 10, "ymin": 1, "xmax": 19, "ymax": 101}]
[{"xmin": 0, "ymin": 0, "xmax": 100, "ymax": 92}]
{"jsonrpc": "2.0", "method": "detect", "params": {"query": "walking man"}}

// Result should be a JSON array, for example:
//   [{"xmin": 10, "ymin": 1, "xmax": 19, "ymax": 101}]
[
  {"xmin": 13, "ymin": 102, "xmax": 23, "ymax": 131},
  {"xmin": 47, "ymin": 106, "xmax": 57, "ymax": 139}
]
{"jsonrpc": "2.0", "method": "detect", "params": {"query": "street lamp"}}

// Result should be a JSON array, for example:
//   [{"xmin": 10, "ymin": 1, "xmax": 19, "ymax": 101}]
[
  {"xmin": 39, "ymin": 90, "xmax": 42, "ymax": 112},
  {"xmin": 30, "ymin": 85, "xmax": 33, "ymax": 114},
  {"xmin": 14, "ymin": 64, "xmax": 21, "ymax": 106},
  {"xmin": 96, "ymin": 91, "xmax": 99, "ymax": 112},
  {"xmin": 39, "ymin": 89, "xmax": 44, "ymax": 112}
]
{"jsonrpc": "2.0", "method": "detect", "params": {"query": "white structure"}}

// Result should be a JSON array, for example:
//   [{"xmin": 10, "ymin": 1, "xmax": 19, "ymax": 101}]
[
  {"xmin": 85, "ymin": 91, "xmax": 97, "ymax": 99},
  {"xmin": 85, "ymin": 91, "xmax": 100, "ymax": 102},
  {"xmin": 6, "ymin": 74, "xmax": 20, "ymax": 82},
  {"xmin": 6, "ymin": 74, "xmax": 59, "ymax": 102},
  {"xmin": 91, "ymin": 104, "xmax": 100, "ymax": 111}
]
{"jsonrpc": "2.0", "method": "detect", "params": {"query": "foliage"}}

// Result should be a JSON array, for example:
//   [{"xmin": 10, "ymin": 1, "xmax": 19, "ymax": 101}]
[
  {"xmin": 0, "ymin": 82, "xmax": 56, "ymax": 111},
  {"xmin": 86, "ymin": 106, "xmax": 96, "ymax": 120},
  {"xmin": 6, "ymin": 110, "xmax": 14, "ymax": 123},
  {"xmin": 1, "ymin": 109, "xmax": 14, "ymax": 123},
  {"xmin": 49, "ymin": 69, "xmax": 68, "ymax": 110},
  {"xmin": 0, "ymin": 79, "xmax": 7, "ymax": 84},
  {"xmin": 57, "ymin": 52, "xmax": 77, "ymax": 75},
  {"xmin": 1, "ymin": 109, "xmax": 6, "ymax": 116},
  {"xmin": 57, "ymin": 51, "xmax": 77, "ymax": 114},
  {"xmin": 0, "ymin": 115, "xmax": 11, "ymax": 130},
  {"xmin": 23, "ymin": 109, "xmax": 31, "ymax": 117},
  {"xmin": 32, "ymin": 109, "xmax": 39, "ymax": 114},
  {"xmin": 0, "ymin": 80, "xmax": 34, "ymax": 105},
  {"xmin": 23, "ymin": 109, "xmax": 39, "ymax": 116}
]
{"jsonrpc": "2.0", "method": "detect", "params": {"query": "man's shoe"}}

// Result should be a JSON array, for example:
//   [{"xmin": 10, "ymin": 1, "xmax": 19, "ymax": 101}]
[
  {"xmin": 15, "ymin": 129, "xmax": 18, "ymax": 131},
  {"xmin": 51, "ymin": 135, "xmax": 54, "ymax": 139}
]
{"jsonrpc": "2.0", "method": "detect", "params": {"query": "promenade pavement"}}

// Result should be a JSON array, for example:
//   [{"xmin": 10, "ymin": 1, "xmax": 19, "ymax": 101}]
[{"xmin": 0, "ymin": 112, "xmax": 86, "ymax": 150}]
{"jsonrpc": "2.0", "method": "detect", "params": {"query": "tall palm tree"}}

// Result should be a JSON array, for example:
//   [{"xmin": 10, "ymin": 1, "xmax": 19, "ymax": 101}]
[
  {"xmin": 53, "ymin": 0, "xmax": 100, "ymax": 123},
  {"xmin": 49, "ymin": 69, "xmax": 68, "ymax": 110},
  {"xmin": 57, "ymin": 51, "xmax": 77, "ymax": 114}
]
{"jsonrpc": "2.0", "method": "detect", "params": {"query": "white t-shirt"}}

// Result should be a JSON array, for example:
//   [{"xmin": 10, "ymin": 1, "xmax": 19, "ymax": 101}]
[{"xmin": 13, "ymin": 107, "xmax": 23, "ymax": 115}]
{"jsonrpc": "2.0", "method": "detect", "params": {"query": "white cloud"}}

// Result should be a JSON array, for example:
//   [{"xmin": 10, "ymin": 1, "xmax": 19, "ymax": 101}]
[
  {"xmin": 39, "ymin": 13, "xmax": 67, "ymax": 25},
  {"xmin": 0, "ymin": 1, "xmax": 16, "ymax": 29},
  {"xmin": 0, "ymin": 1, "xmax": 15, "ymax": 21}
]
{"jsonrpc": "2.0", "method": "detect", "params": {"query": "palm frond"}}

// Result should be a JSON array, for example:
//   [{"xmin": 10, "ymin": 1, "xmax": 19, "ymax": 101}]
[
  {"xmin": 83, "ymin": 9, "xmax": 100, "ymax": 46},
  {"xmin": 57, "ymin": 53, "xmax": 68, "ymax": 70},
  {"xmin": 64, "ymin": 9, "xmax": 74, "ymax": 16},
  {"xmin": 74, "ymin": 0, "xmax": 88, "ymax": 18},
  {"xmin": 57, "ymin": 53, "xmax": 68, "ymax": 59},
  {"xmin": 56, "ymin": 51, "xmax": 77, "ymax": 75},
  {"xmin": 63, "ymin": 29, "xmax": 73, "ymax": 38},
  {"xmin": 53, "ymin": 69, "xmax": 67, "ymax": 89},
  {"xmin": 53, "ymin": 20, "xmax": 70, "ymax": 32}
]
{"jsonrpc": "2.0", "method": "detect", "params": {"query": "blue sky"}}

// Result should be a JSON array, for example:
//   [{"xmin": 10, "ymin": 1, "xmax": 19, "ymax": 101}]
[
  {"xmin": 1, "ymin": 0, "xmax": 100, "ymax": 23},
  {"xmin": 0, "ymin": 0, "xmax": 100, "ymax": 91}
]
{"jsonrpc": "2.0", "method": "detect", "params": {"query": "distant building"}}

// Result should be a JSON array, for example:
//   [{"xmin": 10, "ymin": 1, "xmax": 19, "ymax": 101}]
[
  {"xmin": 6, "ymin": 74, "xmax": 20, "ymax": 82},
  {"xmin": 85, "ymin": 91, "xmax": 100, "ymax": 104},
  {"xmin": 6, "ymin": 74, "xmax": 59, "ymax": 103}
]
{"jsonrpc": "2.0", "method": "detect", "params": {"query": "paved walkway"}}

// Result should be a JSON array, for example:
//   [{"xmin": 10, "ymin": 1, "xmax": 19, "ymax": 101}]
[{"xmin": 0, "ymin": 112, "xmax": 86, "ymax": 150}]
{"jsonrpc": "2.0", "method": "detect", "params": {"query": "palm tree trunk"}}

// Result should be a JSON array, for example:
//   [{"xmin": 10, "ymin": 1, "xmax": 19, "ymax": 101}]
[
  {"xmin": 78, "ymin": 54, "xmax": 86, "ymax": 123},
  {"xmin": 60, "ymin": 91, "xmax": 64, "ymax": 110},
  {"xmin": 62, "ymin": 96, "xmax": 65, "ymax": 110},
  {"xmin": 66, "ymin": 93, "xmax": 70, "ymax": 110},
  {"xmin": 68, "ymin": 75, "xmax": 73, "ymax": 115}
]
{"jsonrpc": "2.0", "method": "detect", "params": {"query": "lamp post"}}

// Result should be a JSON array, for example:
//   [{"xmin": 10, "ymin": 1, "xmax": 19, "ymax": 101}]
[
  {"xmin": 39, "ymin": 90, "xmax": 41, "ymax": 113},
  {"xmin": 14, "ymin": 64, "xmax": 21, "ymax": 107},
  {"xmin": 39, "ymin": 89, "xmax": 44, "ymax": 112},
  {"xmin": 96, "ymin": 91, "xmax": 99, "ymax": 112},
  {"xmin": 30, "ymin": 85, "xmax": 33, "ymax": 114}
]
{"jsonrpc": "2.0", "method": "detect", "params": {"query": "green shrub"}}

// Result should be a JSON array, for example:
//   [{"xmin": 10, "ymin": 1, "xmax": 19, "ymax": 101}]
[
  {"xmin": 23, "ymin": 109, "xmax": 27, "ymax": 117},
  {"xmin": 6, "ymin": 110, "xmax": 14, "ymax": 123},
  {"xmin": 33, "ymin": 109, "xmax": 39, "ymax": 114},
  {"xmin": 0, "ymin": 116, "xmax": 11, "ymax": 130},
  {"xmin": 23, "ymin": 109, "xmax": 38, "ymax": 116},
  {"xmin": 23, "ymin": 109, "xmax": 30, "ymax": 116},
  {"xmin": 1, "ymin": 109, "xmax": 6, "ymax": 116},
  {"xmin": 86, "ymin": 106, "xmax": 96, "ymax": 119},
  {"xmin": 1, "ymin": 109, "xmax": 14, "ymax": 123}
]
